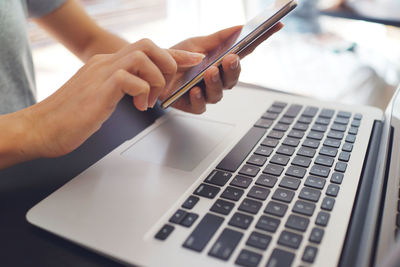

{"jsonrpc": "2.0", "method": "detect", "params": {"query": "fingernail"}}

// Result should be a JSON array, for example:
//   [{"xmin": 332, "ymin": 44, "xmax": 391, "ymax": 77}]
[
  {"xmin": 186, "ymin": 51, "xmax": 205, "ymax": 60},
  {"xmin": 230, "ymin": 57, "xmax": 239, "ymax": 70},
  {"xmin": 212, "ymin": 72, "xmax": 219, "ymax": 83},
  {"xmin": 196, "ymin": 91, "xmax": 202, "ymax": 99}
]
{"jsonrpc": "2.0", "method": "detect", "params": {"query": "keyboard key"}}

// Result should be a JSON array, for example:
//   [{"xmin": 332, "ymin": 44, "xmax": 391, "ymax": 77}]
[
  {"xmin": 247, "ymin": 185, "xmax": 270, "ymax": 200},
  {"xmin": 272, "ymin": 101, "xmax": 287, "ymax": 108},
  {"xmin": 319, "ymin": 146, "xmax": 338, "ymax": 157},
  {"xmin": 315, "ymin": 211, "xmax": 330, "ymax": 226},
  {"xmin": 331, "ymin": 124, "xmax": 347, "ymax": 132},
  {"xmin": 273, "ymin": 123, "xmax": 289, "ymax": 132},
  {"xmin": 230, "ymin": 175, "xmax": 252, "ymax": 189},
  {"xmin": 284, "ymin": 104, "xmax": 302, "ymax": 118},
  {"xmin": 299, "ymin": 187, "xmax": 321, "ymax": 202},
  {"xmin": 266, "ymin": 248, "xmax": 295, "ymax": 267},
  {"xmin": 217, "ymin": 127, "xmax": 266, "ymax": 172},
  {"xmin": 169, "ymin": 209, "xmax": 187, "ymax": 224},
  {"xmin": 319, "ymin": 109, "xmax": 334, "ymax": 119},
  {"xmin": 288, "ymin": 130, "xmax": 304, "ymax": 139},
  {"xmin": 239, "ymin": 198, "xmax": 262, "ymax": 214},
  {"xmin": 276, "ymin": 145, "xmax": 295, "ymax": 156},
  {"xmin": 256, "ymin": 215, "xmax": 280, "ymax": 233},
  {"xmin": 255, "ymin": 118, "xmax": 273, "ymax": 129},
  {"xmin": 351, "ymin": 120, "xmax": 361, "ymax": 127},
  {"xmin": 354, "ymin": 113, "xmax": 363, "ymax": 120},
  {"xmin": 279, "ymin": 176, "xmax": 301, "ymax": 190},
  {"xmin": 268, "ymin": 130, "xmax": 284, "ymax": 140},
  {"xmin": 246, "ymin": 231, "xmax": 271, "ymax": 250},
  {"xmin": 303, "ymin": 139, "xmax": 320, "ymax": 149},
  {"xmin": 254, "ymin": 146, "xmax": 273, "ymax": 157},
  {"xmin": 263, "ymin": 164, "xmax": 284, "ymax": 176},
  {"xmin": 221, "ymin": 186, "xmax": 244, "ymax": 201},
  {"xmin": 349, "ymin": 127, "xmax": 358, "ymax": 135},
  {"xmin": 310, "ymin": 165, "xmax": 330, "ymax": 178},
  {"xmin": 278, "ymin": 230, "xmax": 303, "ymax": 249},
  {"xmin": 155, "ymin": 224, "xmax": 174, "ymax": 241},
  {"xmin": 342, "ymin": 142, "xmax": 353, "ymax": 152},
  {"xmin": 338, "ymin": 151, "xmax": 351, "ymax": 162},
  {"xmin": 267, "ymin": 106, "xmax": 284, "ymax": 113},
  {"xmin": 297, "ymin": 116, "xmax": 313, "ymax": 124},
  {"xmin": 321, "ymin": 197, "xmax": 335, "ymax": 211},
  {"xmin": 236, "ymin": 249, "xmax": 262, "ymax": 267},
  {"xmin": 291, "ymin": 155, "xmax": 311, "ymax": 168},
  {"xmin": 182, "ymin": 195, "xmax": 199, "ymax": 210},
  {"xmin": 297, "ymin": 147, "xmax": 316, "ymax": 158},
  {"xmin": 279, "ymin": 116, "xmax": 294, "ymax": 125},
  {"xmin": 302, "ymin": 106, "xmax": 318, "ymax": 117},
  {"xmin": 205, "ymin": 170, "xmax": 232, "ymax": 186},
  {"xmin": 208, "ymin": 228, "xmax": 243, "ymax": 260},
  {"xmin": 309, "ymin": 227, "xmax": 324, "ymax": 244},
  {"xmin": 239, "ymin": 164, "xmax": 260, "ymax": 177},
  {"xmin": 210, "ymin": 199, "xmax": 235, "ymax": 215},
  {"xmin": 331, "ymin": 172, "xmax": 344, "ymax": 184},
  {"xmin": 270, "ymin": 154, "xmax": 290, "ymax": 166},
  {"xmin": 334, "ymin": 117, "xmax": 349, "ymax": 125},
  {"xmin": 335, "ymin": 162, "xmax": 347, "ymax": 173},
  {"xmin": 194, "ymin": 183, "xmax": 220, "ymax": 199},
  {"xmin": 326, "ymin": 184, "xmax": 340, "ymax": 197},
  {"xmin": 346, "ymin": 134, "xmax": 357, "ymax": 143},
  {"xmin": 286, "ymin": 214, "xmax": 310, "ymax": 232},
  {"xmin": 272, "ymin": 188, "xmax": 295, "ymax": 203},
  {"xmin": 285, "ymin": 165, "xmax": 307, "ymax": 178},
  {"xmin": 307, "ymin": 131, "xmax": 324, "ymax": 140},
  {"xmin": 293, "ymin": 200, "xmax": 315, "ymax": 216},
  {"xmin": 337, "ymin": 111, "xmax": 351, "ymax": 118},
  {"xmin": 293, "ymin": 123, "xmax": 309, "ymax": 131},
  {"xmin": 255, "ymin": 174, "xmax": 277, "ymax": 188},
  {"xmin": 262, "ymin": 137, "xmax": 279, "ymax": 148},
  {"xmin": 262, "ymin": 112, "xmax": 278, "ymax": 120},
  {"xmin": 265, "ymin": 201, "xmax": 288, "ymax": 217},
  {"xmin": 327, "ymin": 130, "xmax": 344, "ymax": 140},
  {"xmin": 315, "ymin": 117, "xmax": 330, "ymax": 125},
  {"xmin": 181, "ymin": 213, "xmax": 199, "ymax": 227},
  {"xmin": 311, "ymin": 124, "xmax": 327, "ymax": 133},
  {"xmin": 304, "ymin": 176, "xmax": 326, "ymax": 189},
  {"xmin": 229, "ymin": 212, "xmax": 253, "ymax": 230},
  {"xmin": 302, "ymin": 246, "xmax": 318, "ymax": 263},
  {"xmin": 315, "ymin": 155, "xmax": 334, "ymax": 167},
  {"xmin": 183, "ymin": 213, "xmax": 224, "ymax": 252},
  {"xmin": 282, "ymin": 137, "xmax": 300, "ymax": 147},
  {"xmin": 324, "ymin": 138, "xmax": 341, "ymax": 148},
  {"xmin": 247, "ymin": 154, "xmax": 267, "ymax": 166}
]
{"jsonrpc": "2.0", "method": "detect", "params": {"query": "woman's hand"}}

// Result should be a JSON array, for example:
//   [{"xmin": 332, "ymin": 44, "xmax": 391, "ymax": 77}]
[
  {"xmin": 161, "ymin": 22, "xmax": 284, "ymax": 114},
  {"xmin": 0, "ymin": 39, "xmax": 203, "ymax": 168}
]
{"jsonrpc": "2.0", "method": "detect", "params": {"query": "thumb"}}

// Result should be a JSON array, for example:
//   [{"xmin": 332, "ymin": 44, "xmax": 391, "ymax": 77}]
[{"xmin": 167, "ymin": 49, "xmax": 205, "ymax": 69}]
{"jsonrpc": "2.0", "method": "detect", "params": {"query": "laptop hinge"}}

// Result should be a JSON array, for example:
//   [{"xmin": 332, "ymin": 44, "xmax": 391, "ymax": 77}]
[{"xmin": 339, "ymin": 120, "xmax": 384, "ymax": 267}]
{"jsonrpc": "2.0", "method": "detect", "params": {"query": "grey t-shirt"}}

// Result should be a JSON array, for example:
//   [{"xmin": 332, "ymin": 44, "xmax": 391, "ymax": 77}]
[{"xmin": 0, "ymin": 0, "xmax": 66, "ymax": 114}]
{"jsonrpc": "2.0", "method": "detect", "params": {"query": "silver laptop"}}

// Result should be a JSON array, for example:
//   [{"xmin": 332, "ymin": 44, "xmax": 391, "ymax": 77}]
[{"xmin": 26, "ymin": 82, "xmax": 400, "ymax": 267}]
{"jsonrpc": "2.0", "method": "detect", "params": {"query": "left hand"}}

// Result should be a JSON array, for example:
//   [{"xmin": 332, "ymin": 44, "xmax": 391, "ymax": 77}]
[{"xmin": 161, "ymin": 22, "xmax": 284, "ymax": 114}]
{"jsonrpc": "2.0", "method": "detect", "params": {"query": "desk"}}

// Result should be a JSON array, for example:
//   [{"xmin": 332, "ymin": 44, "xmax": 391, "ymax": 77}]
[{"xmin": 0, "ymin": 96, "xmax": 164, "ymax": 267}]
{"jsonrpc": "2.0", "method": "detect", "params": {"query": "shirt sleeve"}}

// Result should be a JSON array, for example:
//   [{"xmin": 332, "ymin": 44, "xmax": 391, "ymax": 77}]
[{"xmin": 26, "ymin": 0, "xmax": 67, "ymax": 18}]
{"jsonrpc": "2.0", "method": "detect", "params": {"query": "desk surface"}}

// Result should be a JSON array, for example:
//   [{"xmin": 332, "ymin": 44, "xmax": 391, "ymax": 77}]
[{"xmin": 0, "ymin": 96, "xmax": 164, "ymax": 267}]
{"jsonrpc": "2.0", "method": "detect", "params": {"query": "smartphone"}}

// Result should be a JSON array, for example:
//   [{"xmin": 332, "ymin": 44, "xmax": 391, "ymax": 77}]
[{"xmin": 161, "ymin": 0, "xmax": 298, "ymax": 109}]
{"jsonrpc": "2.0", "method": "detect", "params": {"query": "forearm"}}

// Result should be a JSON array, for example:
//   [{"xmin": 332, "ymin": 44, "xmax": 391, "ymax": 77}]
[{"xmin": 0, "ymin": 110, "xmax": 38, "ymax": 169}]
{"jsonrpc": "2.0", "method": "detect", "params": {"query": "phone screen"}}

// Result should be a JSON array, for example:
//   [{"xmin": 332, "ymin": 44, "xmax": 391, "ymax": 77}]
[{"xmin": 162, "ymin": 0, "xmax": 297, "ymax": 109}]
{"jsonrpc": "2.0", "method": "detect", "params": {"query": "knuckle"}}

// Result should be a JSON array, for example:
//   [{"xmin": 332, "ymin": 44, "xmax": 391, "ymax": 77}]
[
  {"xmin": 139, "ymin": 38, "xmax": 154, "ymax": 47},
  {"xmin": 112, "ymin": 69, "xmax": 127, "ymax": 85},
  {"xmin": 131, "ymin": 50, "xmax": 146, "ymax": 64}
]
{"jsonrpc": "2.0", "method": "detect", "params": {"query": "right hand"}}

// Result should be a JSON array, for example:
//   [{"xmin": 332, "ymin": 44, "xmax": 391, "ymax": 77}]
[{"xmin": 18, "ymin": 39, "xmax": 204, "ymax": 160}]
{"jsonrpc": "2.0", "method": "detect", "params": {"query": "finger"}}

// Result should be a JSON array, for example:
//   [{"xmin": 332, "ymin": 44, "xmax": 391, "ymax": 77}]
[
  {"xmin": 112, "ymin": 50, "xmax": 165, "ymax": 108},
  {"xmin": 184, "ymin": 25, "xmax": 243, "ymax": 53},
  {"xmin": 238, "ymin": 22, "xmax": 284, "ymax": 58},
  {"xmin": 221, "ymin": 54, "xmax": 241, "ymax": 89},
  {"xmin": 203, "ymin": 66, "xmax": 223, "ymax": 104},
  {"xmin": 102, "ymin": 69, "xmax": 150, "ymax": 111},
  {"xmin": 188, "ymin": 87, "xmax": 206, "ymax": 114},
  {"xmin": 167, "ymin": 49, "xmax": 205, "ymax": 70}
]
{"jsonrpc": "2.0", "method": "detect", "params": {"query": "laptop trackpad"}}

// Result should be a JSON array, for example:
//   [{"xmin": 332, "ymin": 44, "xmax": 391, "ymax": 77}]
[{"xmin": 121, "ymin": 115, "xmax": 234, "ymax": 171}]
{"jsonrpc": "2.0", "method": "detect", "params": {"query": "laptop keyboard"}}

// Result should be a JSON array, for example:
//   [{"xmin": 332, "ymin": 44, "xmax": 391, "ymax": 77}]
[{"xmin": 154, "ymin": 101, "xmax": 363, "ymax": 266}]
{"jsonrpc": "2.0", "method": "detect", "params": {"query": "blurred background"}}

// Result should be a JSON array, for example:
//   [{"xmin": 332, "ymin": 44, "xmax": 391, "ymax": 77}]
[{"xmin": 29, "ymin": 0, "xmax": 400, "ymax": 110}]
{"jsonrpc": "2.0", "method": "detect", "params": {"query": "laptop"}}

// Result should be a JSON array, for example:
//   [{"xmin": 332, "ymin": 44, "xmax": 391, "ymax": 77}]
[{"xmin": 25, "ymin": 81, "xmax": 400, "ymax": 267}]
